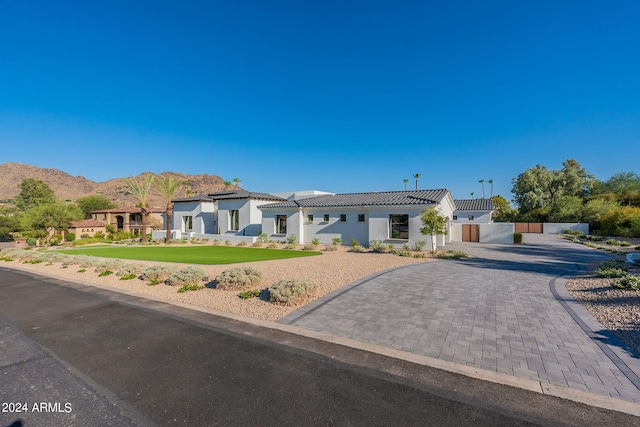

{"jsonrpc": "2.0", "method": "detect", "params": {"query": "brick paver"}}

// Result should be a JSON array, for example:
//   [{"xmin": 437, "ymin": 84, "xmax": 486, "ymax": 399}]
[{"xmin": 281, "ymin": 234, "xmax": 640, "ymax": 403}]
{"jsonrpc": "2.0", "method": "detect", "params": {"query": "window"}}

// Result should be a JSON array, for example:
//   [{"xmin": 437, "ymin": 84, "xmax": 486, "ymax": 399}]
[
  {"xmin": 103, "ymin": 214, "xmax": 107, "ymax": 220},
  {"xmin": 358, "ymin": 214, "xmax": 365, "ymax": 222},
  {"xmin": 468, "ymin": 215, "xmax": 475, "ymax": 220},
  {"xmin": 230, "ymin": 210, "xmax": 240, "ymax": 231},
  {"xmin": 276, "ymin": 215, "xmax": 287, "ymax": 234},
  {"xmin": 340, "ymin": 214, "xmax": 347, "ymax": 222},
  {"xmin": 453, "ymin": 215, "xmax": 458, "ymax": 220},
  {"xmin": 184, "ymin": 216, "xmax": 193, "ymax": 232},
  {"xmin": 389, "ymin": 214, "xmax": 409, "ymax": 239},
  {"xmin": 323, "ymin": 214, "xmax": 330, "ymax": 222},
  {"xmin": 307, "ymin": 214, "xmax": 314, "ymax": 223}
]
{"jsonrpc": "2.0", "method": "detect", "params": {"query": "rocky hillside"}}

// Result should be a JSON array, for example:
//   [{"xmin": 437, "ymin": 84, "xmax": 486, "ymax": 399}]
[{"xmin": 0, "ymin": 162, "xmax": 229, "ymax": 208}]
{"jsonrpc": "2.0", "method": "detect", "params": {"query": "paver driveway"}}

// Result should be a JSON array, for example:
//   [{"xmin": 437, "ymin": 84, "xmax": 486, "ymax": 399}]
[{"xmin": 281, "ymin": 234, "xmax": 640, "ymax": 403}]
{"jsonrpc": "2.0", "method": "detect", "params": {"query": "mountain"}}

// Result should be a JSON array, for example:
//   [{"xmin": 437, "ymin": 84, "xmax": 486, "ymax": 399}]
[{"xmin": 0, "ymin": 162, "xmax": 228, "ymax": 208}]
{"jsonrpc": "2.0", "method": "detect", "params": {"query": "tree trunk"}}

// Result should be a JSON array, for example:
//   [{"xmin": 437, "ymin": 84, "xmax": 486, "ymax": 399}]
[
  {"xmin": 165, "ymin": 203, "xmax": 173, "ymax": 243},
  {"xmin": 141, "ymin": 208, "xmax": 148, "ymax": 243}
]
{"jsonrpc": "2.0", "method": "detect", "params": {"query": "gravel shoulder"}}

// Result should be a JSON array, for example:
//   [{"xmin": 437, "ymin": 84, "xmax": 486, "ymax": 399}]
[{"xmin": 0, "ymin": 246, "xmax": 431, "ymax": 321}]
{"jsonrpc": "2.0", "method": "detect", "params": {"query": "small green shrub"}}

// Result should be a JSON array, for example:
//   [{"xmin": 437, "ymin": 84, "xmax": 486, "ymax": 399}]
[
  {"xmin": 166, "ymin": 266, "xmax": 206, "ymax": 287},
  {"xmin": 350, "ymin": 245, "xmax": 368, "ymax": 253},
  {"xmin": 561, "ymin": 229, "xmax": 584, "ymax": 237},
  {"xmin": 77, "ymin": 269, "xmax": 86, "ymax": 273},
  {"xmin": 119, "ymin": 273, "xmax": 138, "ymax": 281},
  {"xmin": 253, "ymin": 241, "xmax": 264, "ymax": 247},
  {"xmin": 595, "ymin": 267, "xmax": 628, "ymax": 278},
  {"xmin": 513, "ymin": 232, "xmax": 523, "ymax": 244},
  {"xmin": 606, "ymin": 239, "xmax": 619, "ymax": 246},
  {"xmin": 236, "ymin": 240, "xmax": 248, "ymax": 246},
  {"xmin": 413, "ymin": 253, "xmax": 427, "ymax": 258},
  {"xmin": 269, "ymin": 279, "xmax": 318, "ymax": 306},
  {"xmin": 598, "ymin": 259, "xmax": 629, "ymax": 271},
  {"xmin": 394, "ymin": 250, "xmax": 412, "ymax": 257},
  {"xmin": 283, "ymin": 243, "xmax": 296, "ymax": 250},
  {"xmin": 436, "ymin": 250, "xmax": 469, "ymax": 259},
  {"xmin": 95, "ymin": 259, "xmax": 125, "ymax": 274},
  {"xmin": 257, "ymin": 233, "xmax": 268, "ymax": 243},
  {"xmin": 332, "ymin": 237, "xmax": 342, "ymax": 246},
  {"xmin": 587, "ymin": 235, "xmax": 604, "ymax": 241},
  {"xmin": 311, "ymin": 238, "xmax": 320, "ymax": 246},
  {"xmin": 78, "ymin": 255, "xmax": 100, "ymax": 268},
  {"xmin": 98, "ymin": 270, "xmax": 113, "ymax": 277},
  {"xmin": 411, "ymin": 240, "xmax": 427, "ymax": 252},
  {"xmin": 286, "ymin": 234, "xmax": 297, "ymax": 244},
  {"xmin": 65, "ymin": 233, "xmax": 76, "ymax": 241},
  {"xmin": 215, "ymin": 267, "xmax": 263, "ymax": 291},
  {"xmin": 238, "ymin": 290, "xmax": 261, "ymax": 300},
  {"xmin": 350, "ymin": 238, "xmax": 361, "ymax": 247},
  {"xmin": 267, "ymin": 242, "xmax": 278, "ymax": 249},
  {"xmin": 302, "ymin": 244, "xmax": 316, "ymax": 251},
  {"xmin": 141, "ymin": 265, "xmax": 176, "ymax": 282},
  {"xmin": 177, "ymin": 284, "xmax": 205, "ymax": 293},
  {"xmin": 369, "ymin": 238, "xmax": 387, "ymax": 253},
  {"xmin": 27, "ymin": 238, "xmax": 37, "ymax": 247},
  {"xmin": 619, "ymin": 241, "xmax": 631, "ymax": 247},
  {"xmin": 324, "ymin": 244, "xmax": 338, "ymax": 251},
  {"xmin": 611, "ymin": 275, "xmax": 640, "ymax": 291}
]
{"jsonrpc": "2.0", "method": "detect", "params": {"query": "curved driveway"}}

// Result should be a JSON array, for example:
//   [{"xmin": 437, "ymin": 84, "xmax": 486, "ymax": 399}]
[{"xmin": 281, "ymin": 234, "xmax": 640, "ymax": 403}]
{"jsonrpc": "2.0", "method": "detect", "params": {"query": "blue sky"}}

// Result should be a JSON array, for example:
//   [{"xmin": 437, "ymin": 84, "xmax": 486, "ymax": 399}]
[{"xmin": 1, "ymin": 1, "xmax": 639, "ymax": 202}]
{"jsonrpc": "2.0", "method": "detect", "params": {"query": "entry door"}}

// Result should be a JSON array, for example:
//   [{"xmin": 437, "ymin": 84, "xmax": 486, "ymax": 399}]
[{"xmin": 462, "ymin": 224, "xmax": 479, "ymax": 242}]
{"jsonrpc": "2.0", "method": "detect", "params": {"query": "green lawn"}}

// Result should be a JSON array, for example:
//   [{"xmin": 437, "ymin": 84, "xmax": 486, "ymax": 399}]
[{"xmin": 59, "ymin": 245, "xmax": 322, "ymax": 265}]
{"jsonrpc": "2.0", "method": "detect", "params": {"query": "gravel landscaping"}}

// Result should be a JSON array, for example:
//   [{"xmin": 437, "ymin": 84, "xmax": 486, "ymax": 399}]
[{"xmin": 1, "ymin": 246, "xmax": 431, "ymax": 321}]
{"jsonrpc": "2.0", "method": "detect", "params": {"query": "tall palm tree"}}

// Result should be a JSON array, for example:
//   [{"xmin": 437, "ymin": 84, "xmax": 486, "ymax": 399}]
[
  {"xmin": 223, "ymin": 181, "xmax": 232, "ymax": 190},
  {"xmin": 413, "ymin": 173, "xmax": 422, "ymax": 190},
  {"xmin": 124, "ymin": 174, "xmax": 155, "ymax": 243},
  {"xmin": 153, "ymin": 175, "xmax": 186, "ymax": 243},
  {"xmin": 488, "ymin": 179, "xmax": 494, "ymax": 198},
  {"xmin": 403, "ymin": 178, "xmax": 409, "ymax": 190},
  {"xmin": 479, "ymin": 179, "xmax": 485, "ymax": 198},
  {"xmin": 470, "ymin": 192, "xmax": 474, "ymax": 200},
  {"xmin": 233, "ymin": 178, "xmax": 242, "ymax": 189}
]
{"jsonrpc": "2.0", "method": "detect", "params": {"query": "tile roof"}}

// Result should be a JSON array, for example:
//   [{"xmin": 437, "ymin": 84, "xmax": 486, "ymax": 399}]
[
  {"xmin": 260, "ymin": 189, "xmax": 450, "ymax": 209},
  {"xmin": 70, "ymin": 219, "xmax": 108, "ymax": 228},
  {"xmin": 208, "ymin": 190, "xmax": 286, "ymax": 201},
  {"xmin": 454, "ymin": 199, "xmax": 495, "ymax": 211},
  {"xmin": 172, "ymin": 195, "xmax": 214, "ymax": 203},
  {"xmin": 91, "ymin": 207, "xmax": 165, "ymax": 214}
]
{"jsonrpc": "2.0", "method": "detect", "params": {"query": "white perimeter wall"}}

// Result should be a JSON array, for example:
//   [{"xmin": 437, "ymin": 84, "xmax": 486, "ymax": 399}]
[
  {"xmin": 450, "ymin": 223, "xmax": 515, "ymax": 244},
  {"xmin": 543, "ymin": 223, "xmax": 589, "ymax": 234}
]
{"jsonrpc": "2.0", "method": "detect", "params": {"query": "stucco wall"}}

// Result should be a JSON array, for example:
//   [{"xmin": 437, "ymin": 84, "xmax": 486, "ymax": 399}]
[
  {"xmin": 301, "ymin": 208, "xmax": 369, "ymax": 245},
  {"xmin": 479, "ymin": 223, "xmax": 515, "ymax": 244},
  {"xmin": 453, "ymin": 210, "xmax": 492, "ymax": 224},
  {"xmin": 542, "ymin": 223, "xmax": 589, "ymax": 234},
  {"xmin": 172, "ymin": 201, "xmax": 215, "ymax": 234}
]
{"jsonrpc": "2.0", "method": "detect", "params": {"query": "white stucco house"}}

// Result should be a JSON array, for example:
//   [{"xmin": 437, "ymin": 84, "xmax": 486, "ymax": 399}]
[
  {"xmin": 258, "ymin": 189, "xmax": 457, "ymax": 248},
  {"xmin": 452, "ymin": 199, "xmax": 495, "ymax": 223},
  {"xmin": 152, "ymin": 190, "xmax": 286, "ymax": 242}
]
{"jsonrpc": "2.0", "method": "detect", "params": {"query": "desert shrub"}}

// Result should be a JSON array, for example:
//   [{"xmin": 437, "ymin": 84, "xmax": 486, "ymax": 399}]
[
  {"xmin": 257, "ymin": 233, "xmax": 268, "ymax": 243},
  {"xmin": 27, "ymin": 238, "xmax": 37, "ymax": 247},
  {"xmin": 332, "ymin": 237, "xmax": 342, "ymax": 246},
  {"xmin": 166, "ymin": 266, "xmax": 206, "ymax": 287},
  {"xmin": 350, "ymin": 238, "xmax": 361, "ymax": 247},
  {"xmin": 411, "ymin": 240, "xmax": 427, "ymax": 252},
  {"xmin": 94, "ymin": 231, "xmax": 105, "ymax": 239},
  {"xmin": 286, "ymin": 234, "xmax": 297, "ymax": 244},
  {"xmin": 215, "ymin": 267, "xmax": 263, "ymax": 291},
  {"xmin": 598, "ymin": 259, "xmax": 628, "ymax": 271},
  {"xmin": 80, "ymin": 234, "xmax": 90, "ymax": 239},
  {"xmin": 238, "ymin": 290, "xmax": 261, "ymax": 300},
  {"xmin": 119, "ymin": 273, "xmax": 138, "ymax": 280},
  {"xmin": 78, "ymin": 255, "xmax": 99, "ymax": 268},
  {"xmin": 302, "ymin": 244, "xmax": 316, "ymax": 251},
  {"xmin": 324, "ymin": 244, "xmax": 338, "ymax": 251},
  {"xmin": 611, "ymin": 275, "xmax": 640, "ymax": 291},
  {"xmin": 269, "ymin": 279, "xmax": 318, "ymax": 306},
  {"xmin": 267, "ymin": 242, "xmax": 278, "ymax": 249},
  {"xmin": 177, "ymin": 284, "xmax": 205, "ymax": 293},
  {"xmin": 65, "ymin": 233, "xmax": 76, "ymax": 241},
  {"xmin": 350, "ymin": 245, "xmax": 368, "ymax": 253},
  {"xmin": 253, "ymin": 241, "xmax": 264, "ymax": 247},
  {"xmin": 283, "ymin": 243, "xmax": 297, "ymax": 250},
  {"xmin": 595, "ymin": 267, "xmax": 628, "ymax": 278},
  {"xmin": 413, "ymin": 253, "xmax": 427, "ymax": 258},
  {"xmin": 117, "ymin": 263, "xmax": 145, "ymax": 277},
  {"xmin": 141, "ymin": 265, "xmax": 176, "ymax": 283},
  {"xmin": 94, "ymin": 259, "xmax": 125, "ymax": 273},
  {"xmin": 236, "ymin": 240, "xmax": 248, "ymax": 246},
  {"xmin": 311, "ymin": 238, "xmax": 320, "ymax": 246},
  {"xmin": 393, "ymin": 250, "xmax": 412, "ymax": 257},
  {"xmin": 436, "ymin": 250, "xmax": 469, "ymax": 259},
  {"xmin": 77, "ymin": 269, "xmax": 86, "ymax": 273},
  {"xmin": 606, "ymin": 239, "xmax": 619, "ymax": 246},
  {"xmin": 619, "ymin": 241, "xmax": 632, "ymax": 247},
  {"xmin": 98, "ymin": 270, "xmax": 113, "ymax": 277},
  {"xmin": 369, "ymin": 238, "xmax": 387, "ymax": 253},
  {"xmin": 560, "ymin": 229, "xmax": 584, "ymax": 237},
  {"xmin": 513, "ymin": 232, "xmax": 523, "ymax": 244}
]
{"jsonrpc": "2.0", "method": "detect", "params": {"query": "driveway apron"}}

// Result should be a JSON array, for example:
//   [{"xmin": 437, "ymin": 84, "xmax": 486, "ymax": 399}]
[{"xmin": 281, "ymin": 234, "xmax": 640, "ymax": 403}]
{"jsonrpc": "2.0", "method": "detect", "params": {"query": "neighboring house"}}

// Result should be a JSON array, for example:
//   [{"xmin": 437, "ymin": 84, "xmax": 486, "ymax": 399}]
[
  {"xmin": 452, "ymin": 199, "xmax": 495, "ymax": 224},
  {"xmin": 258, "ymin": 189, "xmax": 456, "ymax": 248},
  {"xmin": 158, "ymin": 190, "xmax": 286, "ymax": 242},
  {"xmin": 68, "ymin": 219, "xmax": 108, "ymax": 238},
  {"xmin": 90, "ymin": 208, "xmax": 165, "ymax": 236}
]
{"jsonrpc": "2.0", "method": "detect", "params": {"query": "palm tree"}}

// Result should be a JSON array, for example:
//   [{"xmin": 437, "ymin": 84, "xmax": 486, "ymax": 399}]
[
  {"xmin": 223, "ymin": 181, "xmax": 232, "ymax": 190},
  {"xmin": 403, "ymin": 179, "xmax": 409, "ymax": 190},
  {"xmin": 233, "ymin": 178, "xmax": 242, "ymax": 189},
  {"xmin": 124, "ymin": 174, "xmax": 155, "ymax": 243},
  {"xmin": 479, "ymin": 179, "xmax": 485, "ymax": 198},
  {"xmin": 488, "ymin": 179, "xmax": 494, "ymax": 198},
  {"xmin": 470, "ymin": 192, "xmax": 474, "ymax": 199},
  {"xmin": 413, "ymin": 173, "xmax": 422, "ymax": 190},
  {"xmin": 153, "ymin": 175, "xmax": 187, "ymax": 243}
]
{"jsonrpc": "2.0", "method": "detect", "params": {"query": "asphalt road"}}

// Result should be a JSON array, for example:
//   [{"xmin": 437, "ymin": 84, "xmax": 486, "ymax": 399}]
[{"xmin": 1, "ymin": 267, "xmax": 638, "ymax": 426}]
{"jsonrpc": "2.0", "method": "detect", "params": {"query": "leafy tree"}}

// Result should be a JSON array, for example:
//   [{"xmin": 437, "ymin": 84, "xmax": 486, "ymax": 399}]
[
  {"xmin": 590, "ymin": 172, "xmax": 640, "ymax": 207},
  {"xmin": 511, "ymin": 159, "xmax": 592, "ymax": 217},
  {"xmin": 124, "ymin": 174, "xmax": 155, "ymax": 243},
  {"xmin": 547, "ymin": 196, "xmax": 583, "ymax": 223},
  {"xmin": 14, "ymin": 178, "xmax": 56, "ymax": 211},
  {"xmin": 153, "ymin": 175, "xmax": 187, "ymax": 242},
  {"xmin": 233, "ymin": 178, "xmax": 242, "ymax": 189},
  {"xmin": 599, "ymin": 206, "xmax": 640, "ymax": 237},
  {"xmin": 0, "ymin": 213, "xmax": 20, "ymax": 241},
  {"xmin": 491, "ymin": 195, "xmax": 516, "ymax": 222},
  {"xmin": 20, "ymin": 201, "xmax": 83, "ymax": 244},
  {"xmin": 582, "ymin": 198, "xmax": 619, "ymax": 232},
  {"xmin": 420, "ymin": 208, "xmax": 447, "ymax": 253},
  {"xmin": 75, "ymin": 195, "xmax": 117, "ymax": 218}
]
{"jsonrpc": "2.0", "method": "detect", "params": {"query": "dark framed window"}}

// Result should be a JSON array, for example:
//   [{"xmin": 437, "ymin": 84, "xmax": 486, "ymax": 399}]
[
  {"xmin": 276, "ymin": 215, "xmax": 287, "ymax": 234},
  {"xmin": 358, "ymin": 214, "xmax": 365, "ymax": 222},
  {"xmin": 340, "ymin": 214, "xmax": 347, "ymax": 222},
  {"xmin": 389, "ymin": 214, "xmax": 409, "ymax": 239},
  {"xmin": 307, "ymin": 214, "xmax": 314, "ymax": 223},
  {"xmin": 453, "ymin": 215, "xmax": 458, "ymax": 220},
  {"xmin": 323, "ymin": 214, "xmax": 330, "ymax": 222},
  {"xmin": 184, "ymin": 216, "xmax": 193, "ymax": 232},
  {"xmin": 468, "ymin": 215, "xmax": 475, "ymax": 220}
]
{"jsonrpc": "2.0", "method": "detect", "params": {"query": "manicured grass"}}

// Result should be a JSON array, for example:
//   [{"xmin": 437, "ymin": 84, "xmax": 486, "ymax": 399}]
[{"xmin": 59, "ymin": 245, "xmax": 322, "ymax": 265}]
